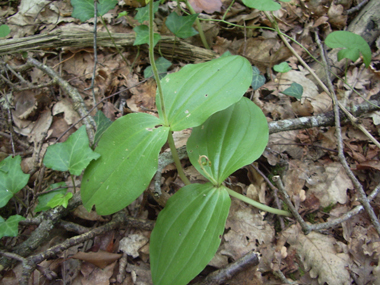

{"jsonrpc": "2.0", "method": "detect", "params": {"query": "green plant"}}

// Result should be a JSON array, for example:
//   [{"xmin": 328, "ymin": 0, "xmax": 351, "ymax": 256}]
[
  {"xmin": 0, "ymin": 24, "xmax": 10, "ymax": 38},
  {"xmin": 325, "ymin": 31, "xmax": 371, "ymax": 68},
  {"xmin": 74, "ymin": 1, "xmax": 290, "ymax": 284},
  {"xmin": 0, "ymin": 155, "xmax": 29, "ymax": 238},
  {"xmin": 0, "ymin": 125, "xmax": 100, "ymax": 239}
]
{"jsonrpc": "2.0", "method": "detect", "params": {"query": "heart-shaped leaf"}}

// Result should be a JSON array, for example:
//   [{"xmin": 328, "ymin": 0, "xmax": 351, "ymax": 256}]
[
  {"xmin": 325, "ymin": 31, "xmax": 371, "ymax": 67},
  {"xmin": 71, "ymin": 0, "xmax": 118, "ymax": 22},
  {"xmin": 47, "ymin": 192, "xmax": 73, "ymax": 209},
  {"xmin": 251, "ymin": 66, "xmax": 266, "ymax": 90},
  {"xmin": 274, "ymin": 61, "xmax": 291, "ymax": 73},
  {"xmin": 35, "ymin": 182, "xmax": 69, "ymax": 213},
  {"xmin": 0, "ymin": 155, "xmax": 30, "ymax": 208},
  {"xmin": 43, "ymin": 125, "xmax": 100, "ymax": 176},
  {"xmin": 135, "ymin": 1, "xmax": 160, "ymax": 23},
  {"xmin": 187, "ymin": 97, "xmax": 268, "ymax": 184},
  {"xmin": 81, "ymin": 113, "xmax": 169, "ymax": 215},
  {"xmin": 144, "ymin": 57, "xmax": 172, "ymax": 79},
  {"xmin": 0, "ymin": 215, "xmax": 25, "ymax": 238},
  {"xmin": 150, "ymin": 183, "xmax": 230, "ymax": 285},
  {"xmin": 282, "ymin": 82, "xmax": 303, "ymax": 99},
  {"xmin": 165, "ymin": 13, "xmax": 199, "ymax": 39},
  {"xmin": 158, "ymin": 55, "xmax": 252, "ymax": 131},
  {"xmin": 133, "ymin": 25, "xmax": 161, "ymax": 47}
]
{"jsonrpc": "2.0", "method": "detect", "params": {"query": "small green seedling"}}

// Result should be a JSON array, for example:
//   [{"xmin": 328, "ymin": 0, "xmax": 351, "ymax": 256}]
[
  {"xmin": 325, "ymin": 31, "xmax": 372, "ymax": 68},
  {"xmin": 0, "ymin": 24, "xmax": 10, "ymax": 38},
  {"xmin": 274, "ymin": 61, "xmax": 292, "ymax": 73},
  {"xmin": 144, "ymin": 57, "xmax": 172, "ymax": 79},
  {"xmin": 251, "ymin": 66, "xmax": 266, "ymax": 90},
  {"xmin": 282, "ymin": 82, "xmax": 303, "ymax": 99}
]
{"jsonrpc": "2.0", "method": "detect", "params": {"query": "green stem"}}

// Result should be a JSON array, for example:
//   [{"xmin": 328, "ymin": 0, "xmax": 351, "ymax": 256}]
[
  {"xmin": 226, "ymin": 188, "xmax": 291, "ymax": 217},
  {"xmin": 101, "ymin": 17, "xmax": 129, "ymax": 66},
  {"xmin": 149, "ymin": 0, "xmax": 168, "ymax": 124},
  {"xmin": 198, "ymin": 155, "xmax": 218, "ymax": 185},
  {"xmin": 184, "ymin": 0, "xmax": 210, "ymax": 50},
  {"xmin": 168, "ymin": 132, "xmax": 191, "ymax": 185},
  {"xmin": 71, "ymin": 175, "xmax": 77, "ymax": 193}
]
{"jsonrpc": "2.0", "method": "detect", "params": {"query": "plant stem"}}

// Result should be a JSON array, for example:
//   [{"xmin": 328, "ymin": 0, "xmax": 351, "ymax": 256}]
[
  {"xmin": 100, "ymin": 17, "xmax": 129, "ymax": 67},
  {"xmin": 168, "ymin": 132, "xmax": 191, "ymax": 185},
  {"xmin": 184, "ymin": 0, "xmax": 210, "ymax": 50},
  {"xmin": 226, "ymin": 188, "xmax": 291, "ymax": 217},
  {"xmin": 149, "ymin": 0, "xmax": 168, "ymax": 124},
  {"xmin": 71, "ymin": 175, "xmax": 76, "ymax": 193}
]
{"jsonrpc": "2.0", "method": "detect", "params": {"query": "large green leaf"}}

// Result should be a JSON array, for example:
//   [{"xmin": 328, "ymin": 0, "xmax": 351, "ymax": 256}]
[
  {"xmin": 158, "ymin": 55, "xmax": 252, "ymax": 131},
  {"xmin": 325, "ymin": 31, "xmax": 372, "ymax": 67},
  {"xmin": 187, "ymin": 97, "xmax": 268, "ymax": 184},
  {"xmin": 81, "ymin": 113, "xmax": 169, "ymax": 215},
  {"xmin": 43, "ymin": 126, "xmax": 100, "ymax": 176},
  {"xmin": 0, "ymin": 155, "xmax": 30, "ymax": 208},
  {"xmin": 150, "ymin": 183, "xmax": 230, "ymax": 285}
]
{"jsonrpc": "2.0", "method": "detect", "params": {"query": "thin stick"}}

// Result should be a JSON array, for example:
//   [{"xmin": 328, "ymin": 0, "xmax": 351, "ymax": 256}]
[{"xmin": 316, "ymin": 30, "xmax": 380, "ymax": 235}]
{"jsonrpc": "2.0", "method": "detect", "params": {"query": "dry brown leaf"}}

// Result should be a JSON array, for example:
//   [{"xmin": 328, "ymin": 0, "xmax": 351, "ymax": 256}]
[
  {"xmin": 188, "ymin": 0, "xmax": 222, "ymax": 13},
  {"xmin": 126, "ymin": 262, "xmax": 153, "ymax": 285},
  {"xmin": 71, "ymin": 251, "xmax": 121, "ymax": 269},
  {"xmin": 222, "ymin": 199, "xmax": 275, "ymax": 260},
  {"xmin": 306, "ymin": 161, "xmax": 353, "ymax": 207},
  {"xmin": 327, "ymin": 3, "xmax": 347, "ymax": 29},
  {"xmin": 283, "ymin": 224, "xmax": 352, "ymax": 285},
  {"xmin": 73, "ymin": 205, "xmax": 107, "ymax": 221},
  {"xmin": 52, "ymin": 98, "xmax": 81, "ymax": 126},
  {"xmin": 80, "ymin": 261, "xmax": 117, "ymax": 285},
  {"xmin": 119, "ymin": 234, "xmax": 149, "ymax": 258}
]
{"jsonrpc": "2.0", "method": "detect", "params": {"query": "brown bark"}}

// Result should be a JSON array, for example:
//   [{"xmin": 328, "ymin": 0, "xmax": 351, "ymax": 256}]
[{"xmin": 0, "ymin": 31, "xmax": 217, "ymax": 62}]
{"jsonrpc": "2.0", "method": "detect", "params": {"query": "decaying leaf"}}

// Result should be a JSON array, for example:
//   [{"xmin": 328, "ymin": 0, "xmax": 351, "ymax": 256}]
[
  {"xmin": 119, "ymin": 234, "xmax": 149, "ymax": 258},
  {"xmin": 188, "ymin": 0, "xmax": 222, "ymax": 13},
  {"xmin": 283, "ymin": 224, "xmax": 352, "ymax": 285},
  {"xmin": 71, "ymin": 251, "xmax": 121, "ymax": 269}
]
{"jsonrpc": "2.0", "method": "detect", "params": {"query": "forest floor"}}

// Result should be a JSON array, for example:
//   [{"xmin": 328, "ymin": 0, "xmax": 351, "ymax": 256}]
[{"xmin": 1, "ymin": 0, "xmax": 380, "ymax": 284}]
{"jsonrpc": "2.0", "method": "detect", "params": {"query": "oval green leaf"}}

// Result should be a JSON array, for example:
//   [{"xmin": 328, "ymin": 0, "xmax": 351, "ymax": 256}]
[
  {"xmin": 150, "ymin": 183, "xmax": 231, "ymax": 285},
  {"xmin": 242, "ymin": 0, "xmax": 281, "ymax": 11},
  {"xmin": 325, "ymin": 31, "xmax": 371, "ymax": 68},
  {"xmin": 158, "ymin": 55, "xmax": 252, "ymax": 131},
  {"xmin": 187, "ymin": 97, "xmax": 269, "ymax": 184},
  {"xmin": 81, "ymin": 113, "xmax": 169, "ymax": 215}
]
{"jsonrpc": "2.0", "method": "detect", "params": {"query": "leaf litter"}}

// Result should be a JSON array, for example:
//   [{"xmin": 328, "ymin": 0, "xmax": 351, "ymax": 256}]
[{"xmin": 1, "ymin": 0, "xmax": 380, "ymax": 284}]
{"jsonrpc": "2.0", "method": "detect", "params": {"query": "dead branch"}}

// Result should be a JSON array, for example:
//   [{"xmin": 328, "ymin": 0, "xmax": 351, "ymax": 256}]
[
  {"xmin": 26, "ymin": 57, "xmax": 96, "ymax": 143},
  {"xmin": 0, "ymin": 31, "xmax": 217, "ymax": 62},
  {"xmin": 316, "ymin": 31, "xmax": 380, "ymax": 235},
  {"xmin": 195, "ymin": 250, "xmax": 260, "ymax": 285}
]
